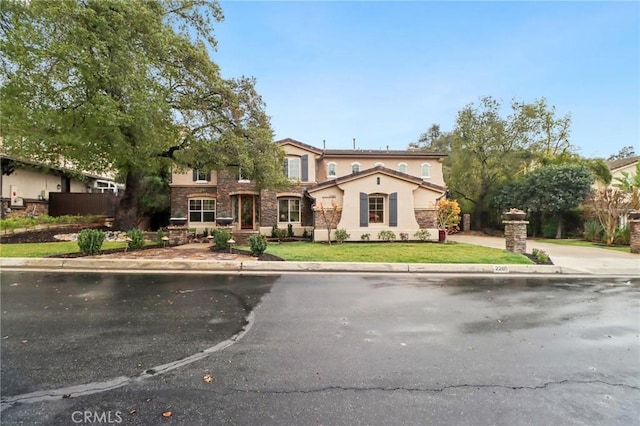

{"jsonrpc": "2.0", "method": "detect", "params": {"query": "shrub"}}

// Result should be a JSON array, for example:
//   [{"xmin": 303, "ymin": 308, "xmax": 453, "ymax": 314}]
[
  {"xmin": 271, "ymin": 226, "xmax": 286, "ymax": 240},
  {"xmin": 335, "ymin": 228, "xmax": 350, "ymax": 244},
  {"xmin": 77, "ymin": 229, "xmax": 105, "ymax": 255},
  {"xmin": 399, "ymin": 232, "xmax": 409, "ymax": 241},
  {"xmin": 202, "ymin": 228, "xmax": 209, "ymax": 238},
  {"xmin": 360, "ymin": 233, "xmax": 370, "ymax": 241},
  {"xmin": 532, "ymin": 248, "xmax": 550, "ymax": 264},
  {"xmin": 248, "ymin": 234, "xmax": 268, "ymax": 256},
  {"xmin": 413, "ymin": 229, "xmax": 431, "ymax": 241},
  {"xmin": 126, "ymin": 228, "xmax": 145, "ymax": 250},
  {"xmin": 302, "ymin": 229, "xmax": 310, "ymax": 240},
  {"xmin": 156, "ymin": 229, "xmax": 166, "ymax": 244},
  {"xmin": 213, "ymin": 228, "xmax": 231, "ymax": 250},
  {"xmin": 287, "ymin": 223, "xmax": 294, "ymax": 238},
  {"xmin": 613, "ymin": 224, "xmax": 630, "ymax": 245},
  {"xmin": 541, "ymin": 219, "xmax": 558, "ymax": 239},
  {"xmin": 377, "ymin": 230, "xmax": 396, "ymax": 242},
  {"xmin": 583, "ymin": 219, "xmax": 603, "ymax": 242}
]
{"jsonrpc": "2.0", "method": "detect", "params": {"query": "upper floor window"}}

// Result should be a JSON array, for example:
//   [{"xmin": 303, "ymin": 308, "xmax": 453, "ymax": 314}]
[
  {"xmin": 397, "ymin": 163, "xmax": 408, "ymax": 173},
  {"xmin": 421, "ymin": 163, "xmax": 431, "ymax": 179},
  {"xmin": 189, "ymin": 198, "xmax": 216, "ymax": 222},
  {"xmin": 351, "ymin": 162, "xmax": 361, "ymax": 174},
  {"xmin": 235, "ymin": 168, "xmax": 250, "ymax": 183},
  {"xmin": 327, "ymin": 162, "xmax": 337, "ymax": 178},
  {"xmin": 283, "ymin": 157, "xmax": 301, "ymax": 180},
  {"xmin": 278, "ymin": 198, "xmax": 300, "ymax": 222},
  {"xmin": 193, "ymin": 169, "xmax": 210, "ymax": 182}
]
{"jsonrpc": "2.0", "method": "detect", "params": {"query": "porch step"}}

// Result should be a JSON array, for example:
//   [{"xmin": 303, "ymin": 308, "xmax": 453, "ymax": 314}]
[{"xmin": 231, "ymin": 231, "xmax": 259, "ymax": 246}]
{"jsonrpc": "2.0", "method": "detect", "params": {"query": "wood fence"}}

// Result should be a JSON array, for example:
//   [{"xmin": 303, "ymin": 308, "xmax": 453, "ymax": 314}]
[{"xmin": 48, "ymin": 192, "xmax": 119, "ymax": 217}]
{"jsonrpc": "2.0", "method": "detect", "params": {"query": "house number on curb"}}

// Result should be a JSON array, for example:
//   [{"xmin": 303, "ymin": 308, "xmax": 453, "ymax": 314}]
[{"xmin": 493, "ymin": 265, "xmax": 510, "ymax": 273}]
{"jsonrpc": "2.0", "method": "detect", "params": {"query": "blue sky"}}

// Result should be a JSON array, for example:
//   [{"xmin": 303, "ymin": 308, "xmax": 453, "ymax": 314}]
[{"xmin": 212, "ymin": 1, "xmax": 639, "ymax": 159}]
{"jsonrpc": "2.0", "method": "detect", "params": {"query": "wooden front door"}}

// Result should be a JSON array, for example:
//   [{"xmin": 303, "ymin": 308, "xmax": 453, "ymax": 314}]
[{"xmin": 240, "ymin": 195, "xmax": 254, "ymax": 229}]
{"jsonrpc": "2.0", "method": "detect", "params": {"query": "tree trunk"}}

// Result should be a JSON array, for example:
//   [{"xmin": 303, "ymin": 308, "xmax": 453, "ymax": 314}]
[
  {"xmin": 555, "ymin": 213, "xmax": 563, "ymax": 239},
  {"xmin": 473, "ymin": 198, "xmax": 483, "ymax": 231},
  {"xmin": 113, "ymin": 172, "xmax": 143, "ymax": 230}
]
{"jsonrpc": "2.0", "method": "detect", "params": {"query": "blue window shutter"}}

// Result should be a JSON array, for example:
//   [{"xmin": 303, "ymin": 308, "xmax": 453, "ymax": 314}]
[
  {"xmin": 206, "ymin": 171, "xmax": 211, "ymax": 181},
  {"xmin": 301, "ymin": 155, "xmax": 308, "ymax": 182},
  {"xmin": 360, "ymin": 192, "xmax": 368, "ymax": 227},
  {"xmin": 389, "ymin": 192, "xmax": 398, "ymax": 227}
]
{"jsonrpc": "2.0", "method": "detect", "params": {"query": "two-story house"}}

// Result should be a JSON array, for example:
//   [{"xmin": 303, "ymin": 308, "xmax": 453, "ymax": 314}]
[{"xmin": 169, "ymin": 138, "xmax": 447, "ymax": 242}]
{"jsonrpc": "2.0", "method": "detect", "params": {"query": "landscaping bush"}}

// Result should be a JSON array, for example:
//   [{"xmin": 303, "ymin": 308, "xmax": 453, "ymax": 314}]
[
  {"xmin": 541, "ymin": 219, "xmax": 558, "ymax": 239},
  {"xmin": 583, "ymin": 219, "xmax": 604, "ymax": 242},
  {"xmin": 248, "ymin": 234, "xmax": 268, "ymax": 256},
  {"xmin": 213, "ymin": 228, "xmax": 231, "ymax": 250},
  {"xmin": 613, "ymin": 224, "xmax": 630, "ymax": 246},
  {"xmin": 377, "ymin": 230, "xmax": 396, "ymax": 242},
  {"xmin": 155, "ymin": 229, "xmax": 166, "ymax": 244},
  {"xmin": 399, "ymin": 232, "xmax": 409, "ymax": 241},
  {"xmin": 335, "ymin": 228, "xmax": 350, "ymax": 244},
  {"xmin": 532, "ymin": 248, "xmax": 550, "ymax": 264},
  {"xmin": 126, "ymin": 229, "xmax": 145, "ymax": 250},
  {"xmin": 287, "ymin": 223, "xmax": 294, "ymax": 238},
  {"xmin": 270, "ymin": 226, "xmax": 286, "ymax": 240},
  {"xmin": 302, "ymin": 229, "xmax": 310, "ymax": 240},
  {"xmin": 77, "ymin": 229, "xmax": 105, "ymax": 255},
  {"xmin": 413, "ymin": 229, "xmax": 431, "ymax": 241},
  {"xmin": 360, "ymin": 233, "xmax": 370, "ymax": 241}
]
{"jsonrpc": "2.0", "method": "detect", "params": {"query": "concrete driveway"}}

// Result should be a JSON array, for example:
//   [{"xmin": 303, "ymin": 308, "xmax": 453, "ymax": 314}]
[{"xmin": 449, "ymin": 234, "xmax": 639, "ymax": 276}]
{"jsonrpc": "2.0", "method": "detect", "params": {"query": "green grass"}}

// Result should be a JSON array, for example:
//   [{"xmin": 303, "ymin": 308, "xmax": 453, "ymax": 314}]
[
  {"xmin": 0, "ymin": 241, "xmax": 128, "ymax": 258},
  {"xmin": 535, "ymin": 238, "xmax": 631, "ymax": 253},
  {"xmin": 244, "ymin": 241, "xmax": 533, "ymax": 264}
]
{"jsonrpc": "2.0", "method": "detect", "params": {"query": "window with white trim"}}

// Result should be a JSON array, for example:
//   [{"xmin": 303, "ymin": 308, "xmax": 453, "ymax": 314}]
[
  {"xmin": 193, "ymin": 169, "xmax": 210, "ymax": 182},
  {"xmin": 421, "ymin": 163, "xmax": 431, "ymax": 179},
  {"xmin": 283, "ymin": 157, "xmax": 301, "ymax": 180},
  {"xmin": 351, "ymin": 162, "xmax": 361, "ymax": 174},
  {"xmin": 368, "ymin": 193, "xmax": 385, "ymax": 224},
  {"xmin": 278, "ymin": 198, "xmax": 300, "ymax": 222},
  {"xmin": 397, "ymin": 163, "xmax": 408, "ymax": 173},
  {"xmin": 374, "ymin": 162, "xmax": 384, "ymax": 167},
  {"xmin": 327, "ymin": 162, "xmax": 337, "ymax": 178},
  {"xmin": 189, "ymin": 198, "xmax": 216, "ymax": 223}
]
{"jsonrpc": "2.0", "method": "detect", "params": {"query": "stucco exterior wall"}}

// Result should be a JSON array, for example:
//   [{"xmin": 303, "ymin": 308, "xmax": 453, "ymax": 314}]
[
  {"xmin": 281, "ymin": 144, "xmax": 320, "ymax": 183},
  {"xmin": 2, "ymin": 167, "xmax": 87, "ymax": 200},
  {"xmin": 171, "ymin": 169, "xmax": 218, "ymax": 186}
]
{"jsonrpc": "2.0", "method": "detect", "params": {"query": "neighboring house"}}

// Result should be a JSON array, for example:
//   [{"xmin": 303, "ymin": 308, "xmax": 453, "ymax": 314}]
[
  {"xmin": 170, "ymin": 138, "xmax": 447, "ymax": 242},
  {"xmin": 607, "ymin": 155, "xmax": 639, "ymax": 187},
  {"xmin": 0, "ymin": 154, "xmax": 121, "ymax": 218}
]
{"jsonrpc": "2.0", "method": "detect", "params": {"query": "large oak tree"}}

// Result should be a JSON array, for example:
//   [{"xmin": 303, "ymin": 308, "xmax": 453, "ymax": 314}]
[{"xmin": 0, "ymin": 0, "xmax": 288, "ymax": 229}]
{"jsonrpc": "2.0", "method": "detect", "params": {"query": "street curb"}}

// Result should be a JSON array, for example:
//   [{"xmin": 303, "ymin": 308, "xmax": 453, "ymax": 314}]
[{"xmin": 0, "ymin": 258, "xmax": 566, "ymax": 274}]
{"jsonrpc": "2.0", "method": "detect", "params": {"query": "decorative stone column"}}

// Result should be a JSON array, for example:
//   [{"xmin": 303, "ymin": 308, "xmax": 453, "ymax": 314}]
[
  {"xmin": 630, "ymin": 218, "xmax": 640, "ymax": 254},
  {"xmin": 462, "ymin": 214, "xmax": 470, "ymax": 232},
  {"xmin": 167, "ymin": 225, "xmax": 189, "ymax": 246},
  {"xmin": 504, "ymin": 220, "xmax": 529, "ymax": 254}
]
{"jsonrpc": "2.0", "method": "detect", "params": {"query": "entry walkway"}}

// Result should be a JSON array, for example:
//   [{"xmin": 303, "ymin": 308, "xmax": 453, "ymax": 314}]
[{"xmin": 448, "ymin": 234, "xmax": 639, "ymax": 276}]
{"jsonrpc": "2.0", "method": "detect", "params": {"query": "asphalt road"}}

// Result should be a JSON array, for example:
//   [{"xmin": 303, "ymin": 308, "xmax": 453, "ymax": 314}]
[{"xmin": 1, "ymin": 272, "xmax": 639, "ymax": 425}]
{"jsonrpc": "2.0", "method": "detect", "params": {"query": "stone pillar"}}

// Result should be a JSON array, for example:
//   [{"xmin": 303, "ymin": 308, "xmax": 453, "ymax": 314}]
[
  {"xmin": 630, "ymin": 219, "xmax": 640, "ymax": 254},
  {"xmin": 167, "ymin": 225, "xmax": 189, "ymax": 245},
  {"xmin": 504, "ymin": 220, "xmax": 528, "ymax": 254},
  {"xmin": 463, "ymin": 214, "xmax": 470, "ymax": 232}
]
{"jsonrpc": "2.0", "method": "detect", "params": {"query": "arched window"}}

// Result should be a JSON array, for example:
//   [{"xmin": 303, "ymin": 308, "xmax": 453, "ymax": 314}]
[
  {"xmin": 397, "ymin": 163, "xmax": 408, "ymax": 173},
  {"xmin": 374, "ymin": 162, "xmax": 384, "ymax": 168},
  {"xmin": 421, "ymin": 163, "xmax": 431, "ymax": 179},
  {"xmin": 327, "ymin": 162, "xmax": 337, "ymax": 178},
  {"xmin": 351, "ymin": 162, "xmax": 361, "ymax": 174}
]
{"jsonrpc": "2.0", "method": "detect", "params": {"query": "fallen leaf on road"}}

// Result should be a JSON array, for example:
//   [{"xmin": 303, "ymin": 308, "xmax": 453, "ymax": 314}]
[
  {"xmin": 129, "ymin": 408, "xmax": 137, "ymax": 415},
  {"xmin": 162, "ymin": 411, "xmax": 172, "ymax": 418},
  {"xmin": 21, "ymin": 339, "xmax": 28, "ymax": 344},
  {"xmin": 203, "ymin": 374, "xmax": 213, "ymax": 383}
]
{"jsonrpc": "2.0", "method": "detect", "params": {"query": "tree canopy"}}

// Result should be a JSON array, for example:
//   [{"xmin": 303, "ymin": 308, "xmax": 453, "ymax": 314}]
[{"xmin": 0, "ymin": 0, "xmax": 288, "ymax": 229}]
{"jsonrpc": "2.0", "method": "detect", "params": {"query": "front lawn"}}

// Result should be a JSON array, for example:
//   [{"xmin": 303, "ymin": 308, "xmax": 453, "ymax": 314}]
[
  {"xmin": 255, "ymin": 241, "xmax": 532, "ymax": 264},
  {"xmin": 0, "ymin": 241, "xmax": 128, "ymax": 258}
]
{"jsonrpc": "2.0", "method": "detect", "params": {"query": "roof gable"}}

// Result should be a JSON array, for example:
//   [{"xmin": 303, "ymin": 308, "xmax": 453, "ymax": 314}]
[
  {"xmin": 607, "ymin": 155, "xmax": 639, "ymax": 172},
  {"xmin": 308, "ymin": 165, "xmax": 446, "ymax": 193},
  {"xmin": 276, "ymin": 138, "xmax": 323, "ymax": 155}
]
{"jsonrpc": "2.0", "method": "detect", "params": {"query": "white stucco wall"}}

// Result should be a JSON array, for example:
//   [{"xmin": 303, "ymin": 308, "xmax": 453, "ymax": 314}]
[{"xmin": 1, "ymin": 167, "xmax": 87, "ymax": 200}]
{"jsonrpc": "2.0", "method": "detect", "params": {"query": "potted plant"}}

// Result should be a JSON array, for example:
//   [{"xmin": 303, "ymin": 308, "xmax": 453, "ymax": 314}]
[
  {"xmin": 170, "ymin": 211, "xmax": 187, "ymax": 226},
  {"xmin": 215, "ymin": 212, "xmax": 233, "ymax": 226},
  {"xmin": 436, "ymin": 199, "xmax": 461, "ymax": 242},
  {"xmin": 503, "ymin": 208, "xmax": 526, "ymax": 221}
]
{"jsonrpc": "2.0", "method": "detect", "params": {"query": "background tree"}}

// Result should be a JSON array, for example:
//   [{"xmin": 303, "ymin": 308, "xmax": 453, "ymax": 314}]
[
  {"xmin": 0, "ymin": 0, "xmax": 288, "ymax": 230},
  {"xmin": 493, "ymin": 164, "xmax": 593, "ymax": 238},
  {"xmin": 608, "ymin": 146, "xmax": 637, "ymax": 161}
]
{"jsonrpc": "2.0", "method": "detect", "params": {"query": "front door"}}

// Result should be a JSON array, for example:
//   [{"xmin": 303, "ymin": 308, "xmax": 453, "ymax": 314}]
[{"xmin": 240, "ymin": 195, "xmax": 254, "ymax": 229}]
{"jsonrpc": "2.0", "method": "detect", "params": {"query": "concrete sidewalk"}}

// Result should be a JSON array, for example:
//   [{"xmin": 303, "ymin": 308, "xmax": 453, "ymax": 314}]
[{"xmin": 448, "ymin": 234, "xmax": 639, "ymax": 276}]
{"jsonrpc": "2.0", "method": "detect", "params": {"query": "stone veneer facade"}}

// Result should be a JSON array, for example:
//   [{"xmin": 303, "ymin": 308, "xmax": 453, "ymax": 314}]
[
  {"xmin": 630, "ymin": 219, "xmax": 640, "ymax": 254},
  {"xmin": 414, "ymin": 209, "xmax": 437, "ymax": 229},
  {"xmin": 170, "ymin": 186, "xmax": 217, "ymax": 218},
  {"xmin": 504, "ymin": 220, "xmax": 528, "ymax": 254}
]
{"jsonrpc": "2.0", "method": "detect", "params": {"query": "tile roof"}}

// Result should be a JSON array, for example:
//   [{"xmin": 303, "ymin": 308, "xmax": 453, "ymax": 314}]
[
  {"xmin": 607, "ymin": 155, "xmax": 639, "ymax": 171},
  {"xmin": 275, "ymin": 138, "xmax": 447, "ymax": 158}
]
